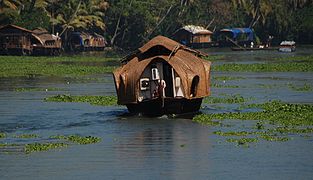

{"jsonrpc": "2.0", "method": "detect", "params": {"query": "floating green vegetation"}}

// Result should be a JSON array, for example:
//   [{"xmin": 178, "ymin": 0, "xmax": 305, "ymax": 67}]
[
  {"xmin": 13, "ymin": 134, "xmax": 39, "ymax": 139},
  {"xmin": 0, "ymin": 56, "xmax": 118, "ymax": 78},
  {"xmin": 272, "ymin": 127, "xmax": 313, "ymax": 134},
  {"xmin": 195, "ymin": 100, "xmax": 313, "ymax": 146},
  {"xmin": 50, "ymin": 135, "xmax": 101, "ymax": 144},
  {"xmin": 203, "ymin": 55, "xmax": 225, "ymax": 61},
  {"xmin": 0, "ymin": 133, "xmax": 6, "ymax": 138},
  {"xmin": 213, "ymin": 76, "xmax": 245, "ymax": 81},
  {"xmin": 203, "ymin": 94, "xmax": 250, "ymax": 104},
  {"xmin": 45, "ymin": 94, "xmax": 117, "ymax": 106},
  {"xmin": 211, "ymin": 83, "xmax": 240, "ymax": 88},
  {"xmin": 192, "ymin": 114, "xmax": 222, "ymax": 126},
  {"xmin": 274, "ymin": 55, "xmax": 313, "ymax": 62},
  {"xmin": 287, "ymin": 83, "xmax": 312, "ymax": 91},
  {"xmin": 14, "ymin": 87, "xmax": 62, "ymax": 92},
  {"xmin": 214, "ymin": 130, "xmax": 250, "ymax": 136},
  {"xmin": 226, "ymin": 138, "xmax": 258, "ymax": 146},
  {"xmin": 24, "ymin": 143, "xmax": 68, "ymax": 154},
  {"xmin": 260, "ymin": 135, "xmax": 290, "ymax": 142},
  {"xmin": 0, "ymin": 134, "xmax": 102, "ymax": 154},
  {"xmin": 213, "ymin": 61, "xmax": 313, "ymax": 72},
  {"xmin": 196, "ymin": 101, "xmax": 313, "ymax": 126}
]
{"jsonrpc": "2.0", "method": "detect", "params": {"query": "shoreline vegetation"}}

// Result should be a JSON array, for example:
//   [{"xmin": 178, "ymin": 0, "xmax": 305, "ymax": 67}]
[{"xmin": 0, "ymin": 55, "xmax": 313, "ymax": 78}]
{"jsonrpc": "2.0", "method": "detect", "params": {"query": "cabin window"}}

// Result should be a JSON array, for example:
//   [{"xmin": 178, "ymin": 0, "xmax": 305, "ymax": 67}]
[{"xmin": 190, "ymin": 76, "xmax": 199, "ymax": 97}]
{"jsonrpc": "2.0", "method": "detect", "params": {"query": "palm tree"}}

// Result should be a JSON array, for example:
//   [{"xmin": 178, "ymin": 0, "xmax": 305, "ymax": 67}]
[{"xmin": 0, "ymin": 0, "xmax": 21, "ymax": 13}]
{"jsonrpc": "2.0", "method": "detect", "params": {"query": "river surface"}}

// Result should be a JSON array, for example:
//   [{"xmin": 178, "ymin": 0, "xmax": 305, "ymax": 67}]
[{"xmin": 0, "ymin": 47, "xmax": 313, "ymax": 180}]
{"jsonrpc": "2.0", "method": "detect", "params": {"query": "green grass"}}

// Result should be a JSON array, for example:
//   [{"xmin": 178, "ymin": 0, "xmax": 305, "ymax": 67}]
[
  {"xmin": 0, "ymin": 55, "xmax": 119, "ymax": 78},
  {"xmin": 44, "ymin": 94, "xmax": 117, "ymax": 106}
]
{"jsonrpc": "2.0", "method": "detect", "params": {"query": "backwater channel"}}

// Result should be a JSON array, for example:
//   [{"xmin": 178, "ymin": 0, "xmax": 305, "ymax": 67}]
[{"xmin": 0, "ymin": 47, "xmax": 312, "ymax": 179}]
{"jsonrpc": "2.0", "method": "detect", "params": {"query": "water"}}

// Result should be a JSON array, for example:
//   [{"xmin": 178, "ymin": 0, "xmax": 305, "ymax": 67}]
[{"xmin": 0, "ymin": 48, "xmax": 313, "ymax": 179}]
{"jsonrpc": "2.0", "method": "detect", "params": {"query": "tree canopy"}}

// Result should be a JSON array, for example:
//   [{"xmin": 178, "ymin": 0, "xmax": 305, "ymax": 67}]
[{"xmin": 1, "ymin": 0, "xmax": 312, "ymax": 49}]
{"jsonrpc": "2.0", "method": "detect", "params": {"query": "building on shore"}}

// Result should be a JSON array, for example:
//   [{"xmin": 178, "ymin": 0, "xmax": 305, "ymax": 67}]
[{"xmin": 172, "ymin": 25, "xmax": 213, "ymax": 48}]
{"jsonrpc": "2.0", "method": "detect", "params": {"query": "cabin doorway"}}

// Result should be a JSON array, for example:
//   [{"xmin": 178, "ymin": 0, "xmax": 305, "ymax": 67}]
[{"xmin": 162, "ymin": 62, "xmax": 174, "ymax": 97}]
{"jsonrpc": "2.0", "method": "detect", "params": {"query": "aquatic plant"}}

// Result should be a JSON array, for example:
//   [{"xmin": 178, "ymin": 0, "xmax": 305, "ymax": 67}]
[
  {"xmin": 196, "ymin": 100, "xmax": 313, "ymax": 126},
  {"xmin": 50, "ymin": 135, "xmax": 101, "ymax": 144},
  {"xmin": 0, "ymin": 133, "xmax": 6, "ymax": 138},
  {"xmin": 0, "ymin": 56, "xmax": 118, "ymax": 78},
  {"xmin": 192, "ymin": 114, "xmax": 221, "ymax": 126},
  {"xmin": 287, "ymin": 83, "xmax": 312, "ymax": 91},
  {"xmin": 213, "ymin": 76, "xmax": 245, "ymax": 81},
  {"xmin": 203, "ymin": 94, "xmax": 250, "ymax": 104},
  {"xmin": 45, "ymin": 94, "xmax": 117, "ymax": 106},
  {"xmin": 14, "ymin": 87, "xmax": 62, "ymax": 92},
  {"xmin": 214, "ymin": 131, "xmax": 250, "ymax": 136},
  {"xmin": 203, "ymin": 55, "xmax": 225, "ymax": 61},
  {"xmin": 24, "ymin": 143, "xmax": 68, "ymax": 153},
  {"xmin": 260, "ymin": 135, "xmax": 290, "ymax": 142},
  {"xmin": 213, "ymin": 61, "xmax": 313, "ymax": 72},
  {"xmin": 226, "ymin": 138, "xmax": 258, "ymax": 146},
  {"xmin": 13, "ymin": 134, "xmax": 39, "ymax": 138},
  {"xmin": 211, "ymin": 83, "xmax": 240, "ymax": 88}
]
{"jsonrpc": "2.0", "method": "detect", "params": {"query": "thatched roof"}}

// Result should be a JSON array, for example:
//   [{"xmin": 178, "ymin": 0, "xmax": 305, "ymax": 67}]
[{"xmin": 113, "ymin": 35, "xmax": 211, "ymax": 105}]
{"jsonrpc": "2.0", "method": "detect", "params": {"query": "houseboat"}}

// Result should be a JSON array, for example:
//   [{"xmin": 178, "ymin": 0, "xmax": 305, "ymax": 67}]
[
  {"xmin": 279, "ymin": 41, "xmax": 296, "ymax": 52},
  {"xmin": 0, "ymin": 24, "xmax": 33, "ymax": 55},
  {"xmin": 112, "ymin": 36, "xmax": 212, "ymax": 116},
  {"xmin": 68, "ymin": 32, "xmax": 106, "ymax": 51},
  {"xmin": 32, "ymin": 28, "xmax": 62, "ymax": 55},
  {"xmin": 217, "ymin": 28, "xmax": 254, "ymax": 47}
]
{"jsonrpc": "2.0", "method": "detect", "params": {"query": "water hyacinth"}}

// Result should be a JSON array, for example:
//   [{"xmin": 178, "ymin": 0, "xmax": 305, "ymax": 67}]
[
  {"xmin": 50, "ymin": 135, "xmax": 101, "ymax": 145},
  {"xmin": 0, "ymin": 133, "xmax": 6, "ymax": 138},
  {"xmin": 24, "ymin": 143, "xmax": 68, "ymax": 153},
  {"xmin": 45, "ymin": 94, "xmax": 117, "ymax": 106},
  {"xmin": 13, "ymin": 134, "xmax": 39, "ymax": 139}
]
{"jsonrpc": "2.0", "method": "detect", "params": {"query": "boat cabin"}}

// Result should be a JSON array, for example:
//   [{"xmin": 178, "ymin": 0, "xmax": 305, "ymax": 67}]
[{"xmin": 113, "ymin": 36, "xmax": 211, "ymax": 115}]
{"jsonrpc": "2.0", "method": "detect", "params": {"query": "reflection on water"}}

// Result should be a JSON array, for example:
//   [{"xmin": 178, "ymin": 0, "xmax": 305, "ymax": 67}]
[{"xmin": 0, "ymin": 47, "xmax": 313, "ymax": 179}]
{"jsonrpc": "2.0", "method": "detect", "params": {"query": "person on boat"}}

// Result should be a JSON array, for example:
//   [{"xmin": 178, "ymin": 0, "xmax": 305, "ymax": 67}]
[{"xmin": 157, "ymin": 79, "xmax": 166, "ymax": 98}]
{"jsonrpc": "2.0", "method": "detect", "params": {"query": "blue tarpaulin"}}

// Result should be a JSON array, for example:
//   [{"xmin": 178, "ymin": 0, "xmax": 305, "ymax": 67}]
[{"xmin": 220, "ymin": 28, "xmax": 254, "ymax": 41}]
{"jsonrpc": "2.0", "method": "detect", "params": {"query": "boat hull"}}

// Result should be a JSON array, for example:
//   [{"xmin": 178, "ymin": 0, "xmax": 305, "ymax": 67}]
[{"xmin": 126, "ymin": 98, "xmax": 203, "ymax": 116}]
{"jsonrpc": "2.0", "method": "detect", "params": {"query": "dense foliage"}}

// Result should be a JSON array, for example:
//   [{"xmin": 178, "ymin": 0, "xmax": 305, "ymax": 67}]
[{"xmin": 0, "ymin": 0, "xmax": 312, "ymax": 48}]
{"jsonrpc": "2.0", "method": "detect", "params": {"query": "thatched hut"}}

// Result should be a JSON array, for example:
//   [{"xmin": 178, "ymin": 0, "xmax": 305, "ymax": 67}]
[
  {"xmin": 113, "ymin": 36, "xmax": 211, "ymax": 115},
  {"xmin": 0, "ymin": 24, "xmax": 33, "ymax": 55},
  {"xmin": 173, "ymin": 25, "xmax": 213, "ymax": 48},
  {"xmin": 32, "ymin": 28, "xmax": 62, "ymax": 55}
]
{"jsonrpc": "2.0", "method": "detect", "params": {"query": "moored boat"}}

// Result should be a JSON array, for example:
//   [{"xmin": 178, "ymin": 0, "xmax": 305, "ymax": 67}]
[{"xmin": 279, "ymin": 41, "xmax": 296, "ymax": 52}]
